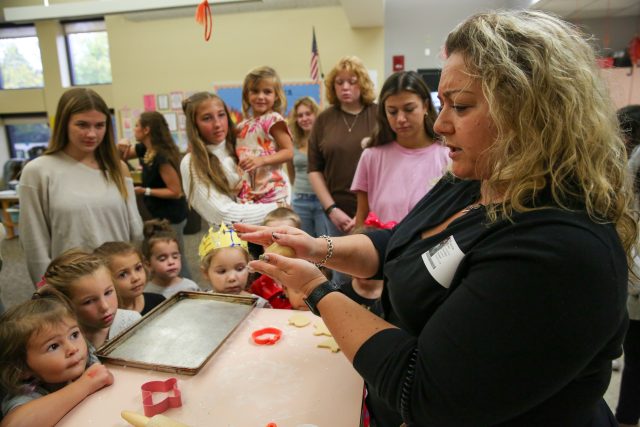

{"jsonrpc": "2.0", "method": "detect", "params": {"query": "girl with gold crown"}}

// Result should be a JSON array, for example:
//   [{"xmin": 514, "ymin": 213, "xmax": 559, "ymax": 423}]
[{"xmin": 199, "ymin": 223, "xmax": 269, "ymax": 307}]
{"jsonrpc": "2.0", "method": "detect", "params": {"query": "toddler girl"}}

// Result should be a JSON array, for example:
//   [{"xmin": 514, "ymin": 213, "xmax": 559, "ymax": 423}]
[
  {"xmin": 199, "ymin": 223, "xmax": 269, "ymax": 307},
  {"xmin": 236, "ymin": 66, "xmax": 294, "ymax": 204},
  {"xmin": 94, "ymin": 241, "xmax": 165, "ymax": 316},
  {"xmin": 41, "ymin": 248, "xmax": 141, "ymax": 349},
  {"xmin": 0, "ymin": 292, "xmax": 113, "ymax": 426},
  {"xmin": 142, "ymin": 219, "xmax": 200, "ymax": 298}
]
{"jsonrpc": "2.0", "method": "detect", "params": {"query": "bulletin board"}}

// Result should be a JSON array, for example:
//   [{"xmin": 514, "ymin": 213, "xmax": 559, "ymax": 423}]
[{"xmin": 215, "ymin": 81, "xmax": 322, "ymax": 119}]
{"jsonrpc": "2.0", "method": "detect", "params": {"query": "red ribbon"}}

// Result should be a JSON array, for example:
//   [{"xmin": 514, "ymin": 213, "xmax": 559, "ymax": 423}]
[
  {"xmin": 195, "ymin": 0, "xmax": 213, "ymax": 41},
  {"xmin": 363, "ymin": 212, "xmax": 397, "ymax": 230}
]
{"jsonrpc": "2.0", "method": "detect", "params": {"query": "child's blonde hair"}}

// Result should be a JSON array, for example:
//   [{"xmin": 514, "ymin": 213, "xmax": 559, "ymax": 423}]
[
  {"xmin": 0, "ymin": 290, "xmax": 77, "ymax": 394},
  {"xmin": 141, "ymin": 219, "xmax": 178, "ymax": 261},
  {"xmin": 94, "ymin": 241, "xmax": 146, "ymax": 307},
  {"xmin": 199, "ymin": 247, "xmax": 250, "ymax": 273},
  {"xmin": 43, "ymin": 248, "xmax": 109, "ymax": 300},
  {"xmin": 241, "ymin": 66, "xmax": 286, "ymax": 116},
  {"xmin": 94, "ymin": 241, "xmax": 143, "ymax": 270},
  {"xmin": 263, "ymin": 207, "xmax": 301, "ymax": 228}
]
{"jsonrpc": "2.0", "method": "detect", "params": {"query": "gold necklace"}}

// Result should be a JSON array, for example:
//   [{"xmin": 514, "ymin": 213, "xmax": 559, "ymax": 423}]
[
  {"xmin": 460, "ymin": 203, "xmax": 483, "ymax": 214},
  {"xmin": 341, "ymin": 111, "xmax": 360, "ymax": 133}
]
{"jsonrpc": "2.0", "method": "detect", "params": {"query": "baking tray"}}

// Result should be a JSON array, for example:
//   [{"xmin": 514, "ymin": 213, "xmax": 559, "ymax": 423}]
[{"xmin": 96, "ymin": 291, "xmax": 256, "ymax": 375}]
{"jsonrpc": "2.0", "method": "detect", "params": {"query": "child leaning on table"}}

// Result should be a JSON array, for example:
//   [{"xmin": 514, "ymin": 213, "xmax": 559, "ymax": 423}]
[
  {"xmin": 199, "ymin": 223, "xmax": 270, "ymax": 307},
  {"xmin": 0, "ymin": 290, "xmax": 113, "ymax": 427}
]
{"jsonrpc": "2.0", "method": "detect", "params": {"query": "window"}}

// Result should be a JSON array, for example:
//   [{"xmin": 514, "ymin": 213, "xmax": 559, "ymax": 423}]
[
  {"xmin": 64, "ymin": 19, "xmax": 112, "ymax": 85},
  {"xmin": 0, "ymin": 25, "xmax": 44, "ymax": 89},
  {"xmin": 3, "ymin": 115, "xmax": 50, "ymax": 159}
]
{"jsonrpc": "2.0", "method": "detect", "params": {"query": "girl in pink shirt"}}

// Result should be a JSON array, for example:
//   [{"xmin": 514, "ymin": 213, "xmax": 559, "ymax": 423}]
[{"xmin": 351, "ymin": 71, "xmax": 449, "ymax": 227}]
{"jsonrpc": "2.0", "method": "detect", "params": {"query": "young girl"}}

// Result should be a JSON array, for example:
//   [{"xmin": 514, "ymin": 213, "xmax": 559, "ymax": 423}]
[
  {"xmin": 199, "ymin": 223, "xmax": 269, "ymax": 307},
  {"xmin": 180, "ymin": 92, "xmax": 279, "ymax": 226},
  {"xmin": 236, "ymin": 66, "xmax": 294, "ymax": 204},
  {"xmin": 142, "ymin": 219, "xmax": 200, "ymax": 298},
  {"xmin": 0, "ymin": 292, "xmax": 113, "ymax": 426},
  {"xmin": 41, "ymin": 249, "xmax": 141, "ymax": 349},
  {"xmin": 94, "ymin": 241, "xmax": 166, "ymax": 316},
  {"xmin": 351, "ymin": 71, "xmax": 450, "ymax": 228},
  {"xmin": 287, "ymin": 96, "xmax": 329, "ymax": 238}
]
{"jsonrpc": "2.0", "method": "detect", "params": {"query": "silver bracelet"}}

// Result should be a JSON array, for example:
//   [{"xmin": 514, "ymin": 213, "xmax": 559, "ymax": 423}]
[{"xmin": 314, "ymin": 235, "xmax": 334, "ymax": 268}]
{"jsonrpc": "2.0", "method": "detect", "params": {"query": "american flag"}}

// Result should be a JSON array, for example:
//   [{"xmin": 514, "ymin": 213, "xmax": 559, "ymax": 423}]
[{"xmin": 310, "ymin": 27, "xmax": 320, "ymax": 81}]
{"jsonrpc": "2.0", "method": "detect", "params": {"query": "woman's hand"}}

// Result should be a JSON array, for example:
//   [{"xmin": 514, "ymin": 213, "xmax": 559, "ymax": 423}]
[
  {"xmin": 234, "ymin": 223, "xmax": 324, "ymax": 262},
  {"xmin": 329, "ymin": 208, "xmax": 355, "ymax": 233},
  {"xmin": 238, "ymin": 155, "xmax": 265, "ymax": 172},
  {"xmin": 248, "ymin": 253, "xmax": 327, "ymax": 296},
  {"xmin": 116, "ymin": 139, "xmax": 132, "ymax": 159},
  {"xmin": 134, "ymin": 186, "xmax": 145, "ymax": 195}
]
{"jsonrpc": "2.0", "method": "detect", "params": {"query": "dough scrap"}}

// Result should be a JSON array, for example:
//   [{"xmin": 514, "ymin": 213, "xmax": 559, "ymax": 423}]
[
  {"xmin": 288, "ymin": 313, "xmax": 311, "ymax": 328},
  {"xmin": 317, "ymin": 337, "xmax": 340, "ymax": 353},
  {"xmin": 313, "ymin": 322, "xmax": 332, "ymax": 337},
  {"xmin": 265, "ymin": 242, "xmax": 295, "ymax": 258}
]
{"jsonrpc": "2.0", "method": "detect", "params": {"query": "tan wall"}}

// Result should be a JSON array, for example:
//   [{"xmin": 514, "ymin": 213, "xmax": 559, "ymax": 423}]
[
  {"xmin": 0, "ymin": 5, "xmax": 383, "ymax": 124},
  {"xmin": 107, "ymin": 6, "xmax": 384, "ymax": 111}
]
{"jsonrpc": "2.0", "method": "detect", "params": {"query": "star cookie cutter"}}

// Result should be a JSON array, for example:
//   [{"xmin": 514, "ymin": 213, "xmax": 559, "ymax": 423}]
[{"xmin": 141, "ymin": 377, "xmax": 183, "ymax": 417}]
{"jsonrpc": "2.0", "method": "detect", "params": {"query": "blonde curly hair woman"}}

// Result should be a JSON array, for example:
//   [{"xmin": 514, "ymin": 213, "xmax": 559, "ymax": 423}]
[{"xmin": 240, "ymin": 10, "xmax": 636, "ymax": 426}]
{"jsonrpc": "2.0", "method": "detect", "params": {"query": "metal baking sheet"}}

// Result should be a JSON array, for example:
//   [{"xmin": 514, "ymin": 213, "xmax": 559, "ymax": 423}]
[{"xmin": 96, "ymin": 292, "xmax": 256, "ymax": 375}]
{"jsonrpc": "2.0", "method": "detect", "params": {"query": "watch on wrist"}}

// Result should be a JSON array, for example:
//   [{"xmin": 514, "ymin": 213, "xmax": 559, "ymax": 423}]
[{"xmin": 304, "ymin": 281, "xmax": 338, "ymax": 316}]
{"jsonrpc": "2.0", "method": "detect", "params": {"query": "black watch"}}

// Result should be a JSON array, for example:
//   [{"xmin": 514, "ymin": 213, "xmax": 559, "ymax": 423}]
[{"xmin": 304, "ymin": 281, "xmax": 338, "ymax": 316}]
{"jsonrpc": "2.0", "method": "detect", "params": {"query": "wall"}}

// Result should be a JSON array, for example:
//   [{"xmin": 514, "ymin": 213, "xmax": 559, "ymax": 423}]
[
  {"xmin": 572, "ymin": 15, "xmax": 640, "ymax": 54},
  {"xmin": 107, "ymin": 6, "xmax": 383, "ymax": 115},
  {"xmin": 383, "ymin": 0, "xmax": 508, "ymax": 76},
  {"xmin": 0, "ymin": 4, "xmax": 383, "ymax": 154}
]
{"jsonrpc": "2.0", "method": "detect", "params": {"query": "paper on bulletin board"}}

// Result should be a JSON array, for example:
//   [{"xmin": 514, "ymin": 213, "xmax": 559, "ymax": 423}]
[
  {"xmin": 163, "ymin": 112, "xmax": 178, "ymax": 132},
  {"xmin": 143, "ymin": 95, "xmax": 156, "ymax": 112}
]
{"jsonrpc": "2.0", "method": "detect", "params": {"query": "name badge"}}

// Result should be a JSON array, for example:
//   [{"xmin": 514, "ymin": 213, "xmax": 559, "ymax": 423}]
[{"xmin": 421, "ymin": 235, "xmax": 465, "ymax": 288}]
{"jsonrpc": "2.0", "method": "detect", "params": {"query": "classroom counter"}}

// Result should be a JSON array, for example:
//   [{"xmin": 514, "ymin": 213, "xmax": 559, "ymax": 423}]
[{"xmin": 58, "ymin": 308, "xmax": 364, "ymax": 427}]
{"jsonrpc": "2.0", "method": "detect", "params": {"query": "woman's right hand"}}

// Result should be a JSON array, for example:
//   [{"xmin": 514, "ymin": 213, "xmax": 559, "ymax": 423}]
[
  {"xmin": 329, "ymin": 208, "xmax": 355, "ymax": 233},
  {"xmin": 234, "ymin": 223, "xmax": 325, "ymax": 262},
  {"xmin": 78, "ymin": 363, "xmax": 114, "ymax": 395},
  {"xmin": 116, "ymin": 139, "xmax": 131, "ymax": 159}
]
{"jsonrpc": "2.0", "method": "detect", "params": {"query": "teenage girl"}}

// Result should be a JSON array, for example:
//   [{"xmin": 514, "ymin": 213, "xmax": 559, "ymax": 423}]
[
  {"xmin": 142, "ymin": 219, "xmax": 200, "ymax": 298},
  {"xmin": 287, "ymin": 96, "xmax": 329, "ymax": 238},
  {"xmin": 0, "ymin": 293, "xmax": 113, "ymax": 426},
  {"xmin": 236, "ymin": 66, "xmax": 294, "ymax": 204},
  {"xmin": 351, "ymin": 71, "xmax": 450, "ymax": 228},
  {"xmin": 199, "ymin": 223, "xmax": 269, "ymax": 307},
  {"xmin": 41, "ymin": 249, "xmax": 141, "ymax": 349},
  {"xmin": 94, "ymin": 241, "xmax": 165, "ymax": 316},
  {"xmin": 180, "ymin": 92, "xmax": 279, "ymax": 226}
]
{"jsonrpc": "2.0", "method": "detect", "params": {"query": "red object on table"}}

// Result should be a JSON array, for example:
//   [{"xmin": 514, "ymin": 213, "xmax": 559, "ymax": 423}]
[
  {"xmin": 252, "ymin": 327, "xmax": 282, "ymax": 345},
  {"xmin": 141, "ymin": 377, "xmax": 183, "ymax": 417}
]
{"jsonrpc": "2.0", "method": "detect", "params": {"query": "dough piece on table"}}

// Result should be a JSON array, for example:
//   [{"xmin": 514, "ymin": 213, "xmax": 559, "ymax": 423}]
[
  {"xmin": 288, "ymin": 313, "xmax": 311, "ymax": 327},
  {"xmin": 313, "ymin": 322, "xmax": 332, "ymax": 337},
  {"xmin": 317, "ymin": 337, "xmax": 340, "ymax": 353}
]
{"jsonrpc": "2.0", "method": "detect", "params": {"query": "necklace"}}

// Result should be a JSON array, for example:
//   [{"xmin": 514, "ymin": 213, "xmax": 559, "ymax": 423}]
[
  {"xmin": 341, "ymin": 111, "xmax": 360, "ymax": 133},
  {"xmin": 461, "ymin": 203, "xmax": 483, "ymax": 214}
]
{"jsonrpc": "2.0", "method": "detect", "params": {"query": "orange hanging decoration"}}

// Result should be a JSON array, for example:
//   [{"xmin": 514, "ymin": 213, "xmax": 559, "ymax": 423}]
[
  {"xmin": 195, "ymin": 0, "xmax": 213, "ymax": 41},
  {"xmin": 630, "ymin": 36, "xmax": 640, "ymax": 67}
]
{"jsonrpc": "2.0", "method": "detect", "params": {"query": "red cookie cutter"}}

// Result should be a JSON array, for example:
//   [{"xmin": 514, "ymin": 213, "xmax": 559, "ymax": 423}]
[
  {"xmin": 252, "ymin": 327, "xmax": 282, "ymax": 345},
  {"xmin": 141, "ymin": 377, "xmax": 182, "ymax": 417}
]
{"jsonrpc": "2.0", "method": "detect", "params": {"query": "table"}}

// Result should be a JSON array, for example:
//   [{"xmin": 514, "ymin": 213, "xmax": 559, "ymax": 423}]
[
  {"xmin": 0, "ymin": 190, "xmax": 19, "ymax": 239},
  {"xmin": 58, "ymin": 308, "xmax": 364, "ymax": 427}
]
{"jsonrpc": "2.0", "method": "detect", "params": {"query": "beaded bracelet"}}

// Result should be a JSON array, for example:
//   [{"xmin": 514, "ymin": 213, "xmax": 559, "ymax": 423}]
[{"xmin": 314, "ymin": 235, "xmax": 334, "ymax": 268}]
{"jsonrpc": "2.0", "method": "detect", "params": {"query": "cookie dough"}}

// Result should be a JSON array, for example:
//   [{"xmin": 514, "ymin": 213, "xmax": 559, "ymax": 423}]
[
  {"xmin": 317, "ymin": 337, "xmax": 340, "ymax": 353},
  {"xmin": 265, "ymin": 242, "xmax": 295, "ymax": 258},
  {"xmin": 288, "ymin": 313, "xmax": 311, "ymax": 328},
  {"xmin": 313, "ymin": 322, "xmax": 332, "ymax": 337}
]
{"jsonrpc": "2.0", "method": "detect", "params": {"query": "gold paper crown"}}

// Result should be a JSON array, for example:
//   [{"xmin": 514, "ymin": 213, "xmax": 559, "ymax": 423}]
[{"xmin": 199, "ymin": 223, "xmax": 248, "ymax": 260}]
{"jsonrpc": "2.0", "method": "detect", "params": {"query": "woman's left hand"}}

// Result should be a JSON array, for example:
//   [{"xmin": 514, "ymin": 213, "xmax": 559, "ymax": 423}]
[{"xmin": 249, "ymin": 253, "xmax": 327, "ymax": 296}]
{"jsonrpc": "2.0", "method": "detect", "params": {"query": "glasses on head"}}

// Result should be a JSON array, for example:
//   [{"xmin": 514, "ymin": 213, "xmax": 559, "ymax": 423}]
[{"xmin": 335, "ymin": 77, "xmax": 359, "ymax": 87}]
